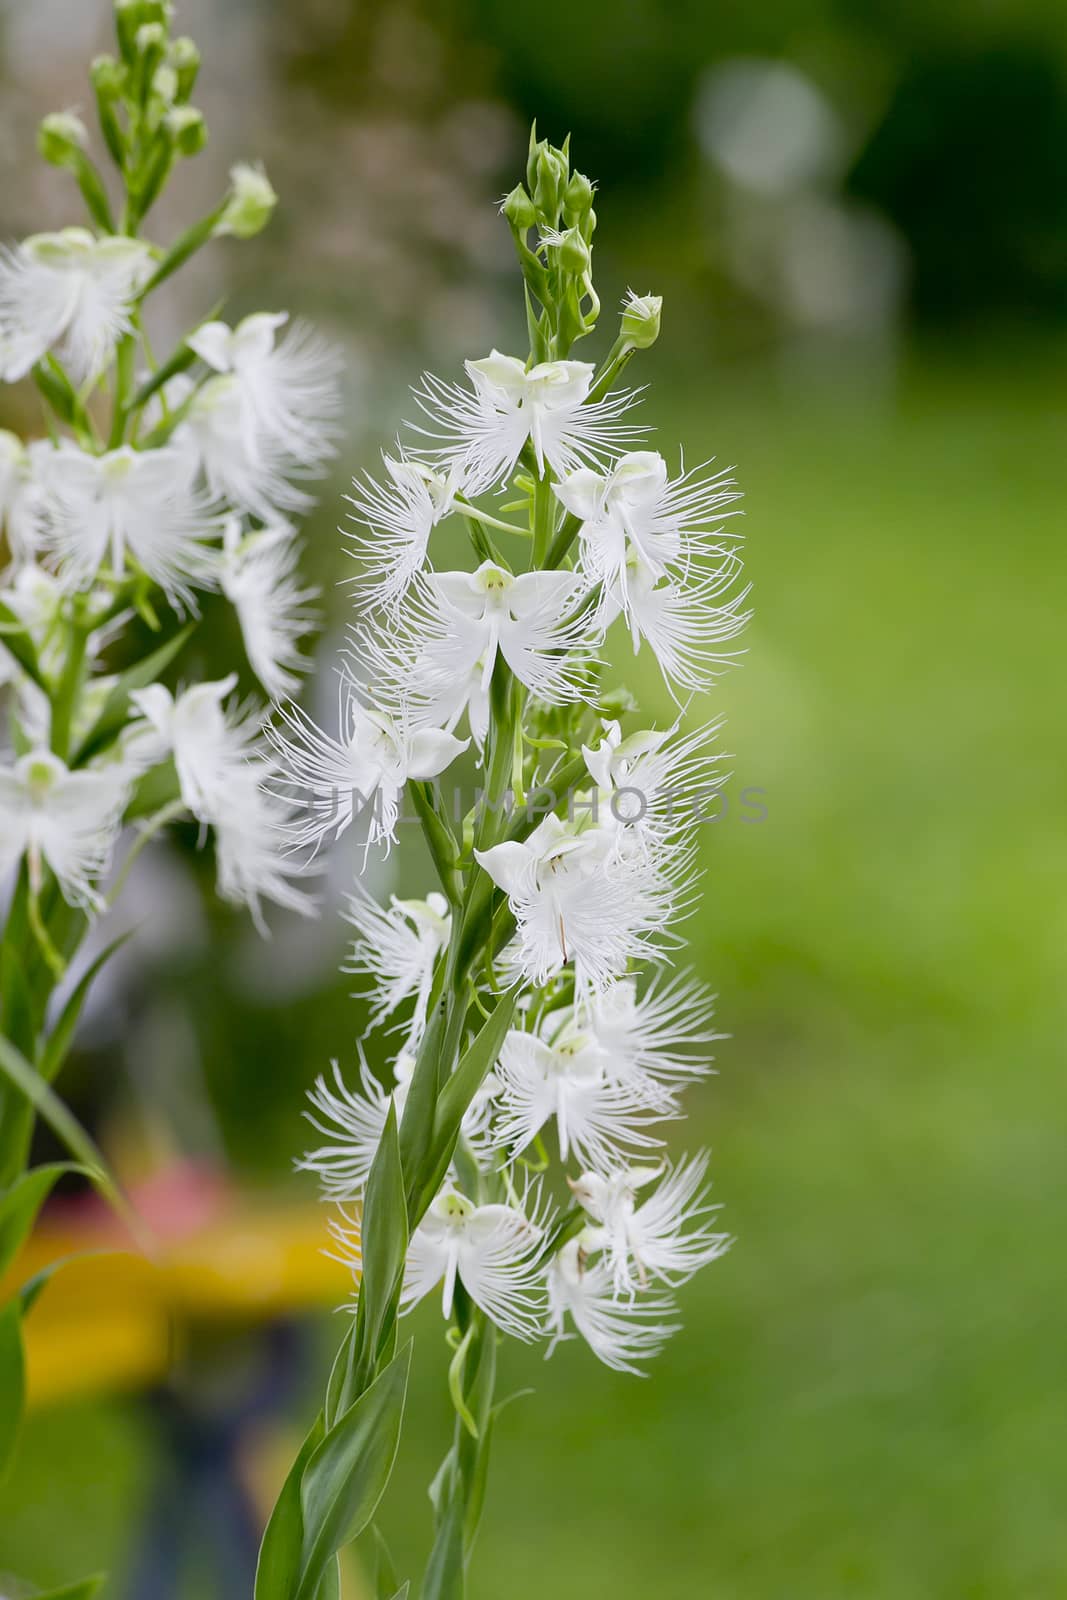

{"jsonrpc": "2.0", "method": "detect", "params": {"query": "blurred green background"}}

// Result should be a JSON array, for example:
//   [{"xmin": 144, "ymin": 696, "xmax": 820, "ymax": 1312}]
[{"xmin": 1, "ymin": 0, "xmax": 1066, "ymax": 1596}]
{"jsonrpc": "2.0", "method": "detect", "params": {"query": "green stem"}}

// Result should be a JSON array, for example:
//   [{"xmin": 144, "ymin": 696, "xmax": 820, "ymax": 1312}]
[{"xmin": 49, "ymin": 607, "xmax": 91, "ymax": 762}]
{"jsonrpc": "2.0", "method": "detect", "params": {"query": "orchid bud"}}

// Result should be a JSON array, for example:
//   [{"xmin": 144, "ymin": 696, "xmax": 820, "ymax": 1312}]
[
  {"xmin": 216, "ymin": 162, "xmax": 277, "ymax": 238},
  {"xmin": 533, "ymin": 143, "xmax": 568, "ymax": 217},
  {"xmin": 564, "ymin": 170, "xmax": 594, "ymax": 220},
  {"xmin": 502, "ymin": 184, "xmax": 537, "ymax": 234},
  {"xmin": 554, "ymin": 225, "xmax": 591, "ymax": 277},
  {"xmin": 621, "ymin": 290, "xmax": 662, "ymax": 350},
  {"xmin": 166, "ymin": 105, "xmax": 206, "ymax": 157},
  {"xmin": 169, "ymin": 36, "xmax": 200, "ymax": 100},
  {"xmin": 37, "ymin": 112, "xmax": 89, "ymax": 168},
  {"xmin": 153, "ymin": 63, "xmax": 179, "ymax": 105},
  {"xmin": 91, "ymin": 55, "xmax": 127, "ymax": 166}
]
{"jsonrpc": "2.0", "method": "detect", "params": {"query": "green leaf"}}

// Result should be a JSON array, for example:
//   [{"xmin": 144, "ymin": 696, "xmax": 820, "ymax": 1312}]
[
  {"xmin": 0, "ymin": 599, "xmax": 47, "ymax": 689},
  {"xmin": 420, "ymin": 1500, "xmax": 465, "ymax": 1600},
  {"xmin": 0, "ymin": 1297, "xmax": 25, "ymax": 1481},
  {"xmin": 0, "ymin": 1035, "xmax": 142, "ymax": 1244},
  {"xmin": 19, "ymin": 1247, "xmax": 118, "ymax": 1318},
  {"xmin": 38, "ymin": 932, "xmax": 134, "ymax": 1084},
  {"xmin": 0, "ymin": 940, "xmax": 39, "ymax": 1187},
  {"xmin": 255, "ymin": 1411, "xmax": 327, "ymax": 1600},
  {"xmin": 416, "ymin": 994, "xmax": 516, "ymax": 1219},
  {"xmin": 397, "ymin": 1002, "xmax": 446, "ymax": 1208},
  {"xmin": 365, "ymin": 1523, "xmax": 400, "ymax": 1599},
  {"xmin": 344, "ymin": 1102, "xmax": 408, "ymax": 1412},
  {"xmin": 34, "ymin": 1577, "xmax": 107, "ymax": 1600},
  {"xmin": 71, "ymin": 623, "xmax": 195, "ymax": 767},
  {"xmin": 0, "ymin": 1163, "xmax": 82, "ymax": 1281},
  {"xmin": 387, "ymin": 1588, "xmax": 410, "ymax": 1600},
  {"xmin": 295, "ymin": 1342, "xmax": 413, "ymax": 1600}
]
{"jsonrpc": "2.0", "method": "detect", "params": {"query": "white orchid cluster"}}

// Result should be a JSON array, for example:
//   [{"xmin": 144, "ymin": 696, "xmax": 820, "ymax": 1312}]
[
  {"xmin": 0, "ymin": 1, "xmax": 339, "ymax": 954},
  {"xmin": 268, "ymin": 129, "xmax": 749, "ymax": 1599}
]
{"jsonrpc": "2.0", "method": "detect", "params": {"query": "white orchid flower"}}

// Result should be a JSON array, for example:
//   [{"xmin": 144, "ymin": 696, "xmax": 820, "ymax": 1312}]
[
  {"xmin": 570, "ymin": 1155, "xmax": 730, "ymax": 1296},
  {"xmin": 412, "ymin": 349, "xmax": 644, "ymax": 493},
  {"xmin": 494, "ymin": 1023, "xmax": 664, "ymax": 1172},
  {"xmin": 266, "ymin": 673, "xmax": 467, "ymax": 852},
  {"xmin": 476, "ymin": 813, "xmax": 674, "ymax": 995},
  {"xmin": 545, "ymin": 1237, "xmax": 679, "ymax": 1375},
  {"xmin": 343, "ymin": 884, "xmax": 452, "ymax": 1047}
]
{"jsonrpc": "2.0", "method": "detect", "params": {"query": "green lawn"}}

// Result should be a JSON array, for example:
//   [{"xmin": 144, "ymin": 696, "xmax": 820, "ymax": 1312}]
[{"xmin": 2, "ymin": 335, "xmax": 1065, "ymax": 1597}]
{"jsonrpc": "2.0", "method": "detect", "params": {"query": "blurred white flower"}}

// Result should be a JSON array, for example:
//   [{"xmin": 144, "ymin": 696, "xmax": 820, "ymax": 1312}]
[
  {"xmin": 212, "ymin": 764, "xmax": 317, "ymax": 934},
  {"xmin": 0, "ymin": 748, "xmax": 127, "ymax": 908},
  {"xmin": 187, "ymin": 311, "xmax": 340, "ymax": 469},
  {"xmin": 0, "ymin": 432, "xmax": 49, "ymax": 565},
  {"xmin": 0, "ymin": 229, "xmax": 153, "ymax": 383},
  {"xmin": 40, "ymin": 441, "xmax": 219, "ymax": 605},
  {"xmin": 130, "ymin": 675, "xmax": 261, "ymax": 821},
  {"xmin": 218, "ymin": 519, "xmax": 319, "ymax": 702}
]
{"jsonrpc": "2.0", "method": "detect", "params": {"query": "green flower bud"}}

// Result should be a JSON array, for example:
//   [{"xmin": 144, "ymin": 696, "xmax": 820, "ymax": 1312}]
[
  {"xmin": 136, "ymin": 20, "xmax": 165, "ymax": 51},
  {"xmin": 166, "ymin": 105, "xmax": 206, "ymax": 157},
  {"xmin": 564, "ymin": 170, "xmax": 595, "ymax": 218},
  {"xmin": 152, "ymin": 62, "xmax": 179, "ymax": 104},
  {"xmin": 37, "ymin": 112, "xmax": 89, "ymax": 167},
  {"xmin": 170, "ymin": 36, "xmax": 200, "ymax": 100},
  {"xmin": 502, "ymin": 184, "xmax": 536, "ymax": 234},
  {"xmin": 620, "ymin": 290, "xmax": 662, "ymax": 350},
  {"xmin": 216, "ymin": 162, "xmax": 277, "ymax": 238},
  {"xmin": 534, "ymin": 144, "xmax": 568, "ymax": 217},
  {"xmin": 91, "ymin": 53, "xmax": 125, "ymax": 98},
  {"xmin": 114, "ymin": 0, "xmax": 169, "ymax": 63},
  {"xmin": 554, "ymin": 225, "xmax": 591, "ymax": 276},
  {"xmin": 91, "ymin": 55, "xmax": 127, "ymax": 167}
]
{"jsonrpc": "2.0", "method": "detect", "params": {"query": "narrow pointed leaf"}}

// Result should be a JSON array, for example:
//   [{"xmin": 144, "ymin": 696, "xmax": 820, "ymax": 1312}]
[
  {"xmin": 416, "ymin": 993, "xmax": 515, "ymax": 1220},
  {"xmin": 295, "ymin": 1343, "xmax": 412, "ymax": 1600},
  {"xmin": 346, "ymin": 1101, "xmax": 407, "ymax": 1406},
  {"xmin": 255, "ymin": 1411, "xmax": 327, "ymax": 1600},
  {"xmin": 33, "ymin": 1577, "xmax": 106, "ymax": 1600},
  {"xmin": 0, "ymin": 1163, "xmax": 83, "ymax": 1280},
  {"xmin": 71, "ymin": 622, "xmax": 195, "ymax": 766},
  {"xmin": 0, "ymin": 600, "xmax": 46, "ymax": 689},
  {"xmin": 420, "ymin": 1501, "xmax": 464, "ymax": 1600},
  {"xmin": 38, "ymin": 932, "xmax": 134, "ymax": 1083},
  {"xmin": 0, "ymin": 1036, "xmax": 140, "ymax": 1240}
]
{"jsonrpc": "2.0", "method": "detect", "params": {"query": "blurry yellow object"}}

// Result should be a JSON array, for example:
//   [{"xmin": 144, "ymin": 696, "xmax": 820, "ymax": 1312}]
[{"xmin": 0, "ymin": 1192, "xmax": 352, "ymax": 1408}]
